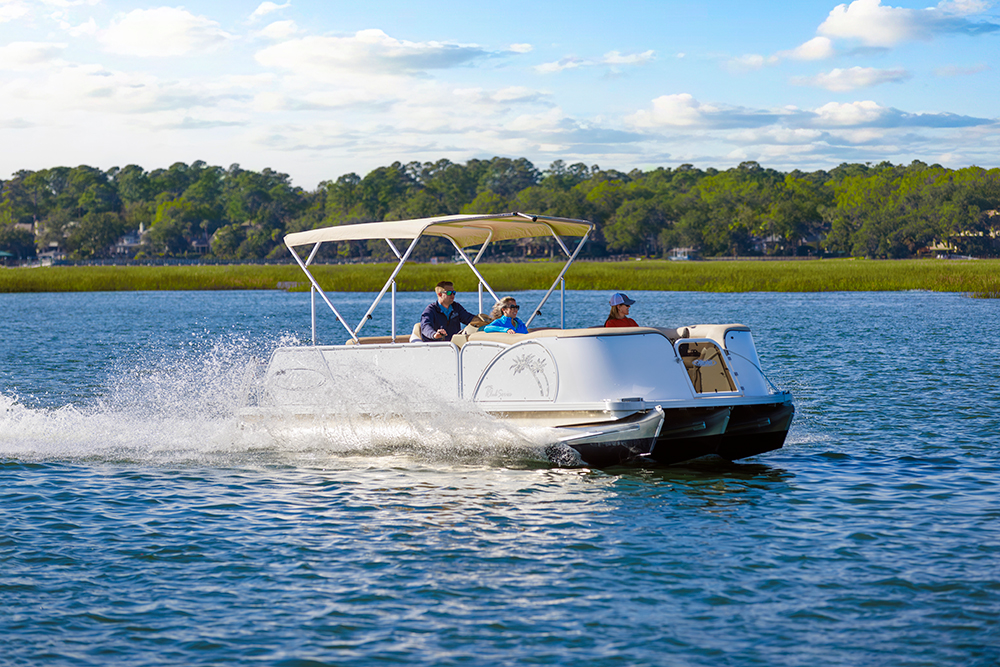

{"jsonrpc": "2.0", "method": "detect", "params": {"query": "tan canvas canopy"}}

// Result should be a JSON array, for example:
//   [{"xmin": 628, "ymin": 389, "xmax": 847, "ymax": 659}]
[
  {"xmin": 284, "ymin": 212, "xmax": 593, "ymax": 250},
  {"xmin": 283, "ymin": 212, "xmax": 595, "ymax": 344}
]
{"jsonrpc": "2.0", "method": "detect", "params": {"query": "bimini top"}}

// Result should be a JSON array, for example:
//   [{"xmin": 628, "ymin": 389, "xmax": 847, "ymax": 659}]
[{"xmin": 284, "ymin": 212, "xmax": 593, "ymax": 250}]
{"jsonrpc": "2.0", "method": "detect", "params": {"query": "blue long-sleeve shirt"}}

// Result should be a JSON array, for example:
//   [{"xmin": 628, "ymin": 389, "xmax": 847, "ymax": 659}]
[
  {"xmin": 420, "ymin": 301, "xmax": 475, "ymax": 341},
  {"xmin": 482, "ymin": 315, "xmax": 527, "ymax": 334}
]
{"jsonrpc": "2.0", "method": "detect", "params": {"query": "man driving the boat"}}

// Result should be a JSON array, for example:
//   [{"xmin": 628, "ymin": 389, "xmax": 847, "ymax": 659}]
[{"xmin": 420, "ymin": 281, "xmax": 477, "ymax": 341}]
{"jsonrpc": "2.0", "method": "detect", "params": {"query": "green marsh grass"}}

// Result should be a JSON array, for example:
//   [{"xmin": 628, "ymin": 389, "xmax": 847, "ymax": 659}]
[{"xmin": 2, "ymin": 258, "xmax": 999, "ymax": 294}]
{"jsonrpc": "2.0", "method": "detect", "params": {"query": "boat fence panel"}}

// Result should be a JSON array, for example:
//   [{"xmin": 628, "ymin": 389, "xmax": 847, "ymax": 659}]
[
  {"xmin": 460, "ymin": 342, "xmax": 508, "ymax": 399},
  {"xmin": 321, "ymin": 344, "xmax": 461, "ymax": 402},
  {"xmin": 540, "ymin": 333, "xmax": 693, "ymax": 404}
]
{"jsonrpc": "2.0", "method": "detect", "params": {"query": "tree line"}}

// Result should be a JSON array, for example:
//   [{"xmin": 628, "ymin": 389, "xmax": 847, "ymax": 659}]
[{"xmin": 1, "ymin": 157, "xmax": 998, "ymax": 263}]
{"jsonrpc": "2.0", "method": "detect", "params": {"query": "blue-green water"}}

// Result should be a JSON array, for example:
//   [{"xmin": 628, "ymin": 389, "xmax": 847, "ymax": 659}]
[{"xmin": 2, "ymin": 290, "xmax": 999, "ymax": 666}]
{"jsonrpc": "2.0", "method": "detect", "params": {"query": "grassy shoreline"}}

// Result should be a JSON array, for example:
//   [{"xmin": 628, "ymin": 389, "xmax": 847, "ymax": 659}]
[{"xmin": 2, "ymin": 259, "xmax": 999, "ymax": 294}]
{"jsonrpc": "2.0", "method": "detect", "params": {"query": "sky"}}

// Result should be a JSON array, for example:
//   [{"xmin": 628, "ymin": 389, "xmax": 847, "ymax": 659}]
[{"xmin": 1, "ymin": 0, "xmax": 998, "ymax": 189}]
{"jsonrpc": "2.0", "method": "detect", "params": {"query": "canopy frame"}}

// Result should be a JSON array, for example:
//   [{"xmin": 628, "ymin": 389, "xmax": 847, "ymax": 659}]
[{"xmin": 283, "ymin": 212, "xmax": 594, "ymax": 344}]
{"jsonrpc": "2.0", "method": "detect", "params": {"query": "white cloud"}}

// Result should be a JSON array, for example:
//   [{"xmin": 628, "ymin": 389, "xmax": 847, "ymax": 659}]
[
  {"xmin": 509, "ymin": 43, "xmax": 532, "ymax": 54},
  {"xmin": 936, "ymin": 0, "xmax": 991, "ymax": 15},
  {"xmin": 34, "ymin": 0, "xmax": 101, "ymax": 6},
  {"xmin": 536, "ymin": 50, "xmax": 654, "ymax": 73},
  {"xmin": 791, "ymin": 66, "xmax": 910, "ymax": 91},
  {"xmin": 626, "ymin": 93, "xmax": 785, "ymax": 129},
  {"xmin": 811, "ymin": 100, "xmax": 891, "ymax": 125},
  {"xmin": 255, "ymin": 20, "xmax": 298, "ymax": 40},
  {"xmin": 255, "ymin": 30, "xmax": 489, "ymax": 79},
  {"xmin": 0, "ymin": 0, "xmax": 30, "ymax": 23},
  {"xmin": 536, "ymin": 56, "xmax": 587, "ymax": 73},
  {"xmin": 727, "ymin": 53, "xmax": 766, "ymax": 71},
  {"xmin": 100, "ymin": 7, "xmax": 235, "ymax": 57},
  {"xmin": 492, "ymin": 86, "xmax": 543, "ymax": 103},
  {"xmin": 0, "ymin": 41, "xmax": 67, "ymax": 69},
  {"xmin": 818, "ymin": 0, "xmax": 1000, "ymax": 47},
  {"xmin": 453, "ymin": 86, "xmax": 547, "ymax": 105},
  {"xmin": 819, "ymin": 0, "xmax": 926, "ymax": 45},
  {"xmin": 65, "ymin": 17, "xmax": 98, "ymax": 37},
  {"xmin": 742, "ymin": 37, "xmax": 834, "ymax": 68},
  {"xmin": 628, "ymin": 94, "xmax": 707, "ymax": 127},
  {"xmin": 249, "ymin": 1, "xmax": 291, "ymax": 22},
  {"xmin": 728, "ymin": 127, "xmax": 825, "ymax": 144},
  {"xmin": 49, "ymin": 10, "xmax": 99, "ymax": 37},
  {"xmin": 602, "ymin": 50, "xmax": 654, "ymax": 65},
  {"xmin": 507, "ymin": 107, "xmax": 568, "ymax": 133},
  {"xmin": 826, "ymin": 128, "xmax": 890, "ymax": 143},
  {"xmin": 782, "ymin": 36, "xmax": 836, "ymax": 61}
]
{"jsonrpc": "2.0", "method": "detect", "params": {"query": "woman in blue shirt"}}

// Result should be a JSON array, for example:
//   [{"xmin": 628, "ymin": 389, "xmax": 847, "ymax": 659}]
[{"xmin": 482, "ymin": 296, "xmax": 528, "ymax": 334}]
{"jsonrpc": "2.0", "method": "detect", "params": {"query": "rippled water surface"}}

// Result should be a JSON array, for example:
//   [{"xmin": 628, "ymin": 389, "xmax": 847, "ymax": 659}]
[{"xmin": 2, "ymin": 289, "xmax": 999, "ymax": 666}]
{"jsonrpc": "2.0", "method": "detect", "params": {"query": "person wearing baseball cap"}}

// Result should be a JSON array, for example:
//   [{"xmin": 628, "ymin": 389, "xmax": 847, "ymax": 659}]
[{"xmin": 605, "ymin": 293, "xmax": 638, "ymax": 328}]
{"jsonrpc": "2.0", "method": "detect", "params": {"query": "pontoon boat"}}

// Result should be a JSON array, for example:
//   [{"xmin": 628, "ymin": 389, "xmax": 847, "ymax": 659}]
[{"xmin": 242, "ymin": 213, "xmax": 793, "ymax": 467}]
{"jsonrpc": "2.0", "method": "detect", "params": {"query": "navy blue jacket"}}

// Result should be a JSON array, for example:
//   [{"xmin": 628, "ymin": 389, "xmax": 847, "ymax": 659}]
[{"xmin": 420, "ymin": 301, "xmax": 475, "ymax": 341}]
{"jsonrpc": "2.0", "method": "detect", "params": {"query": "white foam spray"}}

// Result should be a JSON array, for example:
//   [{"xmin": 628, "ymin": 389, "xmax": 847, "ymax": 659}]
[{"xmin": 0, "ymin": 336, "xmax": 554, "ymax": 468}]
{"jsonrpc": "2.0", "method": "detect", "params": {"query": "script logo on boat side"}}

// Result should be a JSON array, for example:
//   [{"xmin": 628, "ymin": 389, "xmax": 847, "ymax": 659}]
[{"xmin": 482, "ymin": 386, "xmax": 513, "ymax": 399}]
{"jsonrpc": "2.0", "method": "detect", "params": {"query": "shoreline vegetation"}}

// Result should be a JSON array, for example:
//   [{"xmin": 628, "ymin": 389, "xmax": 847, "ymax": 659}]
[
  {"xmin": 2, "ymin": 259, "xmax": 999, "ymax": 295},
  {"xmin": 3, "ymin": 159, "xmax": 999, "ymax": 268}
]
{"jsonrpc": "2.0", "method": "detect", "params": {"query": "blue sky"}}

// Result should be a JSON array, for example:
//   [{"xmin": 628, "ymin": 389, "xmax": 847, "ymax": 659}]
[{"xmin": 1, "ymin": 0, "xmax": 998, "ymax": 188}]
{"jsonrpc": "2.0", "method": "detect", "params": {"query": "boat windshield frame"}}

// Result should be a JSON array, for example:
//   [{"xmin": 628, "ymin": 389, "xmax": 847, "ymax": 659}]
[{"xmin": 283, "ymin": 212, "xmax": 595, "ymax": 344}]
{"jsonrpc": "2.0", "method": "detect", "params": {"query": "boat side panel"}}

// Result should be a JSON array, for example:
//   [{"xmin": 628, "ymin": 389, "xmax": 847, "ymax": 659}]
[
  {"xmin": 538, "ymin": 333, "xmax": 694, "ymax": 403},
  {"xmin": 460, "ymin": 342, "xmax": 506, "ymax": 399},
  {"xmin": 263, "ymin": 347, "xmax": 335, "ymax": 406},
  {"xmin": 261, "ymin": 344, "xmax": 460, "ymax": 407},
  {"xmin": 320, "ymin": 344, "xmax": 460, "ymax": 400}
]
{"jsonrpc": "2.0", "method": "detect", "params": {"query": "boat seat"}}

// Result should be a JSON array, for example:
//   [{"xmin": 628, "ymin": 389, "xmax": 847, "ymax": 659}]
[
  {"xmin": 450, "ymin": 323, "xmax": 481, "ymax": 349},
  {"xmin": 682, "ymin": 341, "xmax": 737, "ymax": 393},
  {"xmin": 409, "ymin": 322, "xmax": 422, "ymax": 342}
]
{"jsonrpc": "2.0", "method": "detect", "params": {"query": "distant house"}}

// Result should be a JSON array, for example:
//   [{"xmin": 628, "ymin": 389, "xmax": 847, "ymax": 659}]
[
  {"xmin": 37, "ymin": 242, "xmax": 65, "ymax": 266},
  {"xmin": 114, "ymin": 230, "xmax": 143, "ymax": 256},
  {"xmin": 668, "ymin": 247, "xmax": 699, "ymax": 261},
  {"xmin": 191, "ymin": 234, "xmax": 211, "ymax": 254},
  {"xmin": 114, "ymin": 223, "xmax": 149, "ymax": 256}
]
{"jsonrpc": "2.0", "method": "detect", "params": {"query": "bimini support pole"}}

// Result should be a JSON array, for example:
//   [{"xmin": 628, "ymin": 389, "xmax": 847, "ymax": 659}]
[
  {"xmin": 560, "ymin": 277, "xmax": 565, "ymax": 329},
  {"xmin": 287, "ymin": 240, "xmax": 358, "ymax": 344},
  {"xmin": 306, "ymin": 242, "xmax": 321, "ymax": 345},
  {"xmin": 449, "ymin": 237, "xmax": 500, "ymax": 306},
  {"xmin": 523, "ymin": 223, "xmax": 592, "ymax": 328},
  {"xmin": 473, "ymin": 235, "xmax": 493, "ymax": 315},
  {"xmin": 352, "ymin": 236, "xmax": 420, "ymax": 339}
]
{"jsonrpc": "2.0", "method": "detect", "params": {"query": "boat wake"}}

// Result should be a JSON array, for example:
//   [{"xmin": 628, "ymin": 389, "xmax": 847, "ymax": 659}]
[{"xmin": 0, "ymin": 340, "xmax": 552, "ymax": 468}]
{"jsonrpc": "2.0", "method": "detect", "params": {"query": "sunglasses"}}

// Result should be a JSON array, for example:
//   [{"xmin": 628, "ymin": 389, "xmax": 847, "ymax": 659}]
[
  {"xmin": 441, "ymin": 290, "xmax": 457, "ymax": 296},
  {"xmin": 504, "ymin": 304, "xmax": 520, "ymax": 310}
]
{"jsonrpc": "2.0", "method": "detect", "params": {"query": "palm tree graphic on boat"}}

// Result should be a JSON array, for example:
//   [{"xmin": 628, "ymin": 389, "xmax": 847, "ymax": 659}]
[{"xmin": 509, "ymin": 354, "xmax": 550, "ymax": 397}]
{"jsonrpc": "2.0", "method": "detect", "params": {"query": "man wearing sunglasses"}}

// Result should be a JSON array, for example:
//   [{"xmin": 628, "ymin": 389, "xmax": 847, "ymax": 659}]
[{"xmin": 419, "ymin": 281, "xmax": 477, "ymax": 341}]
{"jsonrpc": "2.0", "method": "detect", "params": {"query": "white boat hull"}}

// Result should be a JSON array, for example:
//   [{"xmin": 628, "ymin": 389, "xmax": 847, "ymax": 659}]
[{"xmin": 243, "ymin": 325, "xmax": 793, "ymax": 467}]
